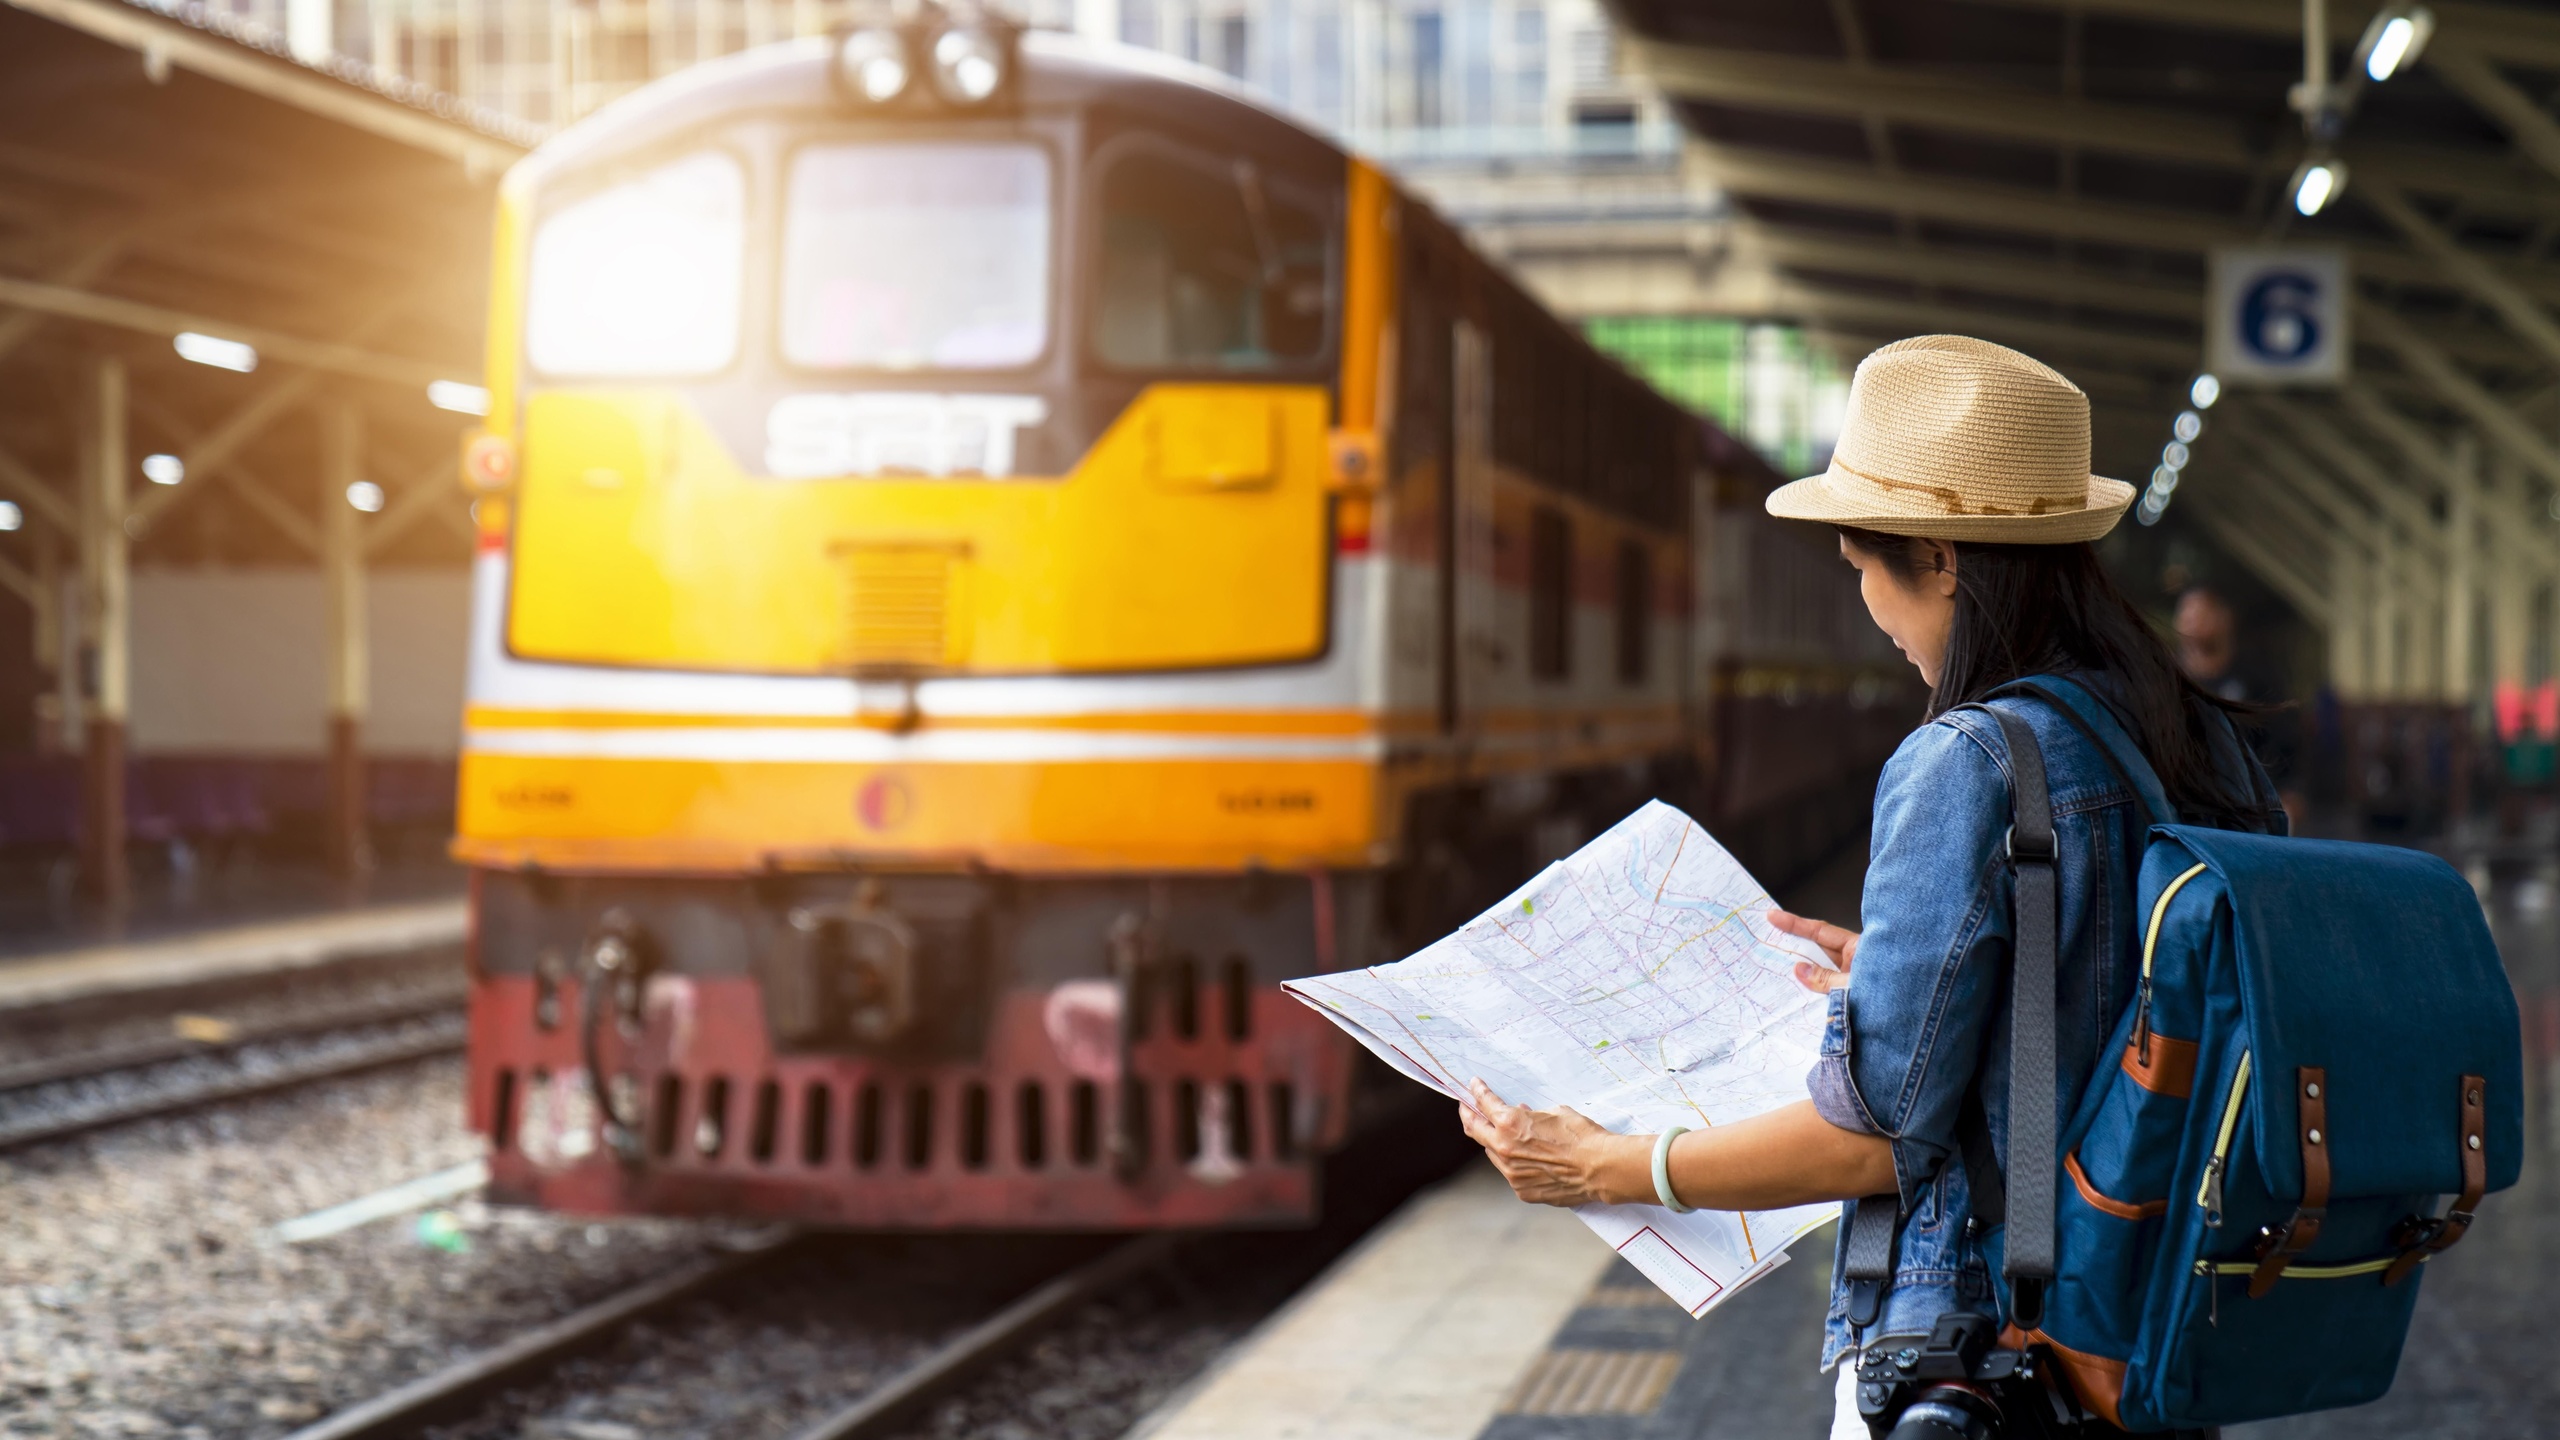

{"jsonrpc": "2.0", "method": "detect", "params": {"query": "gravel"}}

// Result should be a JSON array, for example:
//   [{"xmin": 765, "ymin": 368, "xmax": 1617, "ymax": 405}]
[
  {"xmin": 0, "ymin": 1055, "xmax": 726, "ymax": 1439},
  {"xmin": 0, "ymin": 1049, "xmax": 1457, "ymax": 1440}
]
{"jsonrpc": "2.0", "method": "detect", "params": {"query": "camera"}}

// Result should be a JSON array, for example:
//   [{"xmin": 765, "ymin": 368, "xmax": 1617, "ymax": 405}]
[{"xmin": 1855, "ymin": 1313, "xmax": 2084, "ymax": 1440}]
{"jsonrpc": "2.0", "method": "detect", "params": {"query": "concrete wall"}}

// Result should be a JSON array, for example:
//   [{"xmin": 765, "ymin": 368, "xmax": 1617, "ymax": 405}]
[{"xmin": 128, "ymin": 569, "xmax": 470, "ymax": 756}]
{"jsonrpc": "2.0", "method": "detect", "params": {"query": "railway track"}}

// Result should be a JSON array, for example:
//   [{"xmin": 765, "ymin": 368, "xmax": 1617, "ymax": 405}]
[
  {"xmin": 0, "ymin": 987, "xmax": 467, "ymax": 1152},
  {"xmin": 258, "ymin": 1090, "xmax": 1475, "ymax": 1440},
  {"xmin": 277, "ymin": 1229, "xmax": 1180, "ymax": 1440}
]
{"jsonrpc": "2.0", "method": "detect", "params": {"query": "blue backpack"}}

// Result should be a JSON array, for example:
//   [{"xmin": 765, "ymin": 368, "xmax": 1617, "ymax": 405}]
[{"xmin": 1843, "ymin": 676, "xmax": 2521, "ymax": 1432}]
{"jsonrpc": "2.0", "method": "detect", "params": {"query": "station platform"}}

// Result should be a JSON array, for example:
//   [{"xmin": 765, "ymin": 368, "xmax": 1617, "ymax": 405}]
[
  {"xmin": 1136, "ymin": 1165, "xmax": 1839, "ymax": 1440},
  {"xmin": 1138, "ymin": 826, "xmax": 2560, "ymax": 1440},
  {"xmin": 0, "ymin": 897, "xmax": 466, "ymax": 1014},
  {"xmin": 1137, "ymin": 840, "xmax": 1873, "ymax": 1440}
]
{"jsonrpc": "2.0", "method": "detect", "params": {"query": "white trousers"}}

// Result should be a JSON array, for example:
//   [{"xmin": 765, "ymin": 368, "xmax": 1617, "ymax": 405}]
[{"xmin": 1829, "ymin": 1356, "xmax": 1867, "ymax": 1440}]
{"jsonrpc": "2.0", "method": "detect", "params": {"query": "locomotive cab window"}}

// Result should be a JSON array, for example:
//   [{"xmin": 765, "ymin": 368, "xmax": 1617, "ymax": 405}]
[
  {"xmin": 1614, "ymin": 538, "xmax": 1650, "ymax": 685},
  {"xmin": 527, "ymin": 150, "xmax": 746, "ymax": 378},
  {"xmin": 1092, "ymin": 143, "xmax": 1335, "ymax": 372},
  {"xmin": 1530, "ymin": 506, "xmax": 1573, "ymax": 681},
  {"xmin": 781, "ymin": 141, "xmax": 1053, "ymax": 371}
]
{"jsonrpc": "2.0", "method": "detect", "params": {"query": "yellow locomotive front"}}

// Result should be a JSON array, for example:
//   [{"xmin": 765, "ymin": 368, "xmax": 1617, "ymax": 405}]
[
  {"xmin": 456, "ymin": 22, "xmax": 1407, "ymax": 1225},
  {"xmin": 452, "ymin": 17, "xmax": 1721, "ymax": 1227}
]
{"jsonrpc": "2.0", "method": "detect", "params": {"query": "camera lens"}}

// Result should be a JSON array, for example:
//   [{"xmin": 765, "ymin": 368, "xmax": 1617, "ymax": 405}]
[{"xmin": 1883, "ymin": 1384, "xmax": 2002, "ymax": 1440}]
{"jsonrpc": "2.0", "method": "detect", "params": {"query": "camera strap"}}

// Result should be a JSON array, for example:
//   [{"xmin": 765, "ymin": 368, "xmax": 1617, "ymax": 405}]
[
  {"xmin": 1841, "ymin": 691, "xmax": 2063, "ymax": 1333},
  {"xmin": 1984, "ymin": 701, "xmax": 2059, "ymax": 1330}
]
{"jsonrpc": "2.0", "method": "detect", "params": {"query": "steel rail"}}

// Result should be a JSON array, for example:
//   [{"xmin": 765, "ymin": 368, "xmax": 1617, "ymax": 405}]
[
  {"xmin": 0, "ymin": 987, "xmax": 465, "ymax": 1092},
  {"xmin": 278, "ymin": 1230, "xmax": 804, "ymax": 1440},
  {"xmin": 270, "ymin": 1231, "xmax": 1174, "ymax": 1440},
  {"xmin": 782, "ymin": 1234, "xmax": 1182, "ymax": 1440},
  {"xmin": 0, "ymin": 1014, "xmax": 467, "ymax": 1152}
]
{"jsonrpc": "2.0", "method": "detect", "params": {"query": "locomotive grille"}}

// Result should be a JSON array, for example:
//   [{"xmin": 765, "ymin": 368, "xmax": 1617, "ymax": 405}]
[{"xmin": 837, "ymin": 543, "xmax": 965, "ymax": 669}]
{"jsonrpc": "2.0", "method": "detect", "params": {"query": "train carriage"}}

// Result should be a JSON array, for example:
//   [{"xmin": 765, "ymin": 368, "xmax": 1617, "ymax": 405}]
[{"xmin": 453, "ymin": 12, "xmax": 1907, "ymax": 1227}]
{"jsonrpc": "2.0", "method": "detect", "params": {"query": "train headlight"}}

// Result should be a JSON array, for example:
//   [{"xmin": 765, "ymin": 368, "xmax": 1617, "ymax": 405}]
[
  {"xmin": 930, "ymin": 25, "xmax": 1006, "ymax": 105},
  {"xmin": 836, "ymin": 27, "xmax": 910, "ymax": 104}
]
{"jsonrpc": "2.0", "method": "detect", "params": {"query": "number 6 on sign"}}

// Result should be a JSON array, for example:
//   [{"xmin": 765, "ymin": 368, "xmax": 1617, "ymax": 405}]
[{"xmin": 2208, "ymin": 247, "xmax": 2350, "ymax": 385}]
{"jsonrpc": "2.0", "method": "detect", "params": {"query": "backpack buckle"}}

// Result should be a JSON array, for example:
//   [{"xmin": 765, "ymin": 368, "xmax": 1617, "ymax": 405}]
[{"xmin": 2003, "ymin": 824, "xmax": 2056, "ymax": 862}]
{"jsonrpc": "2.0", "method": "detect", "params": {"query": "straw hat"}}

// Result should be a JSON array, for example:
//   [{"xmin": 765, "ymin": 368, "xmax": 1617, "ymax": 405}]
[{"xmin": 1765, "ymin": 335, "xmax": 2133, "ymax": 543}]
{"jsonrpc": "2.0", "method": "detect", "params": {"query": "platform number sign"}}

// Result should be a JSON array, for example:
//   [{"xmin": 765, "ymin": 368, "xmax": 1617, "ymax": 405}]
[{"xmin": 2208, "ymin": 247, "xmax": 2350, "ymax": 385}]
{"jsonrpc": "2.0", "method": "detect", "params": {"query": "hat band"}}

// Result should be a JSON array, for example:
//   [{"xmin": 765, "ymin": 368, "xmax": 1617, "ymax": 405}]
[{"xmin": 1833, "ymin": 457, "xmax": 2081, "ymax": 518}]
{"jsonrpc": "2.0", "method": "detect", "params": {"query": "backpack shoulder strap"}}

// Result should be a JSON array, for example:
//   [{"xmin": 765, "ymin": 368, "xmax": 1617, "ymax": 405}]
[{"xmin": 1992, "ymin": 675, "xmax": 2176, "ymax": 829}]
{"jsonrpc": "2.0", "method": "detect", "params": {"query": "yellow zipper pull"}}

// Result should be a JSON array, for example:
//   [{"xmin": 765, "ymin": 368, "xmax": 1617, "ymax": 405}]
[{"xmin": 2195, "ymin": 1049, "xmax": 2252, "ymax": 1229}]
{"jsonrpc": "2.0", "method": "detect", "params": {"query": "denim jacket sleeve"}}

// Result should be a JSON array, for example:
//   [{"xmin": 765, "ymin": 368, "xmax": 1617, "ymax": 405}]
[{"xmin": 1807, "ymin": 715, "xmax": 2014, "ymax": 1210}]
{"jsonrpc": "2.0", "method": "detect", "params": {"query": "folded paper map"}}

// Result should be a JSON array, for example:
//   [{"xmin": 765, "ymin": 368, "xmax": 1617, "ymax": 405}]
[{"xmin": 1283, "ymin": 800, "xmax": 1839, "ymax": 1316}]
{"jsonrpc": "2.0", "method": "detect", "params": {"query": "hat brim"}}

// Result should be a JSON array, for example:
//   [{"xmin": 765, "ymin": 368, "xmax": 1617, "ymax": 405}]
[{"xmin": 1765, "ymin": 470, "xmax": 2135, "ymax": 545}]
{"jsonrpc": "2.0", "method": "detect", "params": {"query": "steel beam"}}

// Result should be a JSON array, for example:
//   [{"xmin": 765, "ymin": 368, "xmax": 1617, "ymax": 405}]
[
  {"xmin": 2181, "ymin": 483, "xmax": 2335, "ymax": 627},
  {"xmin": 0, "ymin": 0, "xmax": 531, "ymax": 174},
  {"xmin": 0, "ymin": 230, "xmax": 140, "ymax": 369},
  {"xmin": 130, "ymin": 372, "xmax": 330, "ymax": 535},
  {"xmin": 1630, "ymin": 39, "xmax": 2557, "ymax": 222},
  {"xmin": 2357, "ymin": 301, "xmax": 2560, "ymax": 494},
  {"xmin": 1735, "ymin": 279, "xmax": 2199, "ymax": 369},
  {"xmin": 0, "ymin": 445, "xmax": 76, "ymax": 535},
  {"xmin": 1685, "ymin": 141, "xmax": 2560, "ymax": 306},
  {"xmin": 1630, "ymin": 41, "xmax": 2251, "ymax": 168},
  {"xmin": 0, "ymin": 552, "xmax": 37, "ymax": 610},
  {"xmin": 1757, "ymin": 234, "xmax": 2203, "ymax": 322},
  {"xmin": 129, "ymin": 395, "xmax": 322, "ymax": 557},
  {"xmin": 0, "ymin": 273, "xmax": 464, "ymax": 390},
  {"xmin": 1964, "ymin": 1, "xmax": 2560, "ymax": 73},
  {"xmin": 365, "ymin": 453, "xmax": 466, "ymax": 557},
  {"xmin": 2360, "ymin": 182, "xmax": 2560, "ymax": 371},
  {"xmin": 2334, "ymin": 382, "xmax": 2560, "ymax": 578},
  {"xmin": 2242, "ymin": 403, "xmax": 2447, "ymax": 554},
  {"xmin": 2426, "ymin": 43, "xmax": 2560, "ymax": 186},
  {"xmin": 2206, "ymin": 432, "xmax": 2369, "ymax": 560}
]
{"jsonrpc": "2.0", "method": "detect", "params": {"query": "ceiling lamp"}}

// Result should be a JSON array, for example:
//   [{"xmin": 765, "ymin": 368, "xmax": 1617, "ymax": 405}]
[
  {"xmin": 2359, "ymin": 5, "xmax": 2436, "ymax": 82},
  {"xmin": 2290, "ymin": 158, "xmax": 2346, "ymax": 216}
]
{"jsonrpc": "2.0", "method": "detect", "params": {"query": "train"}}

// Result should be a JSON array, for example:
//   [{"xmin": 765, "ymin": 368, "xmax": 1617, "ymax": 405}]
[{"xmin": 451, "ymin": 11, "xmax": 1913, "ymax": 1228}]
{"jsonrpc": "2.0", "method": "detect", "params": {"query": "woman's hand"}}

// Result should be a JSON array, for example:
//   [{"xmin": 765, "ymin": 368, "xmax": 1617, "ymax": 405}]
[
  {"xmin": 1458, "ymin": 1078, "xmax": 1646, "ymax": 1208},
  {"xmin": 1769, "ymin": 909, "xmax": 1859, "ymax": 995}
]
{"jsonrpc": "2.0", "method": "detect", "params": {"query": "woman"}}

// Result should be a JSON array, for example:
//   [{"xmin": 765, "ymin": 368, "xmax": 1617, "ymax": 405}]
[{"xmin": 1460, "ymin": 336, "xmax": 2273, "ymax": 1437}]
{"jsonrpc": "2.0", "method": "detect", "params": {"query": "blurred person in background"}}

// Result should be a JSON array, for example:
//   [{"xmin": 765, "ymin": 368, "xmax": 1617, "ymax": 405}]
[{"xmin": 2177, "ymin": 585, "xmax": 2305, "ymax": 828}]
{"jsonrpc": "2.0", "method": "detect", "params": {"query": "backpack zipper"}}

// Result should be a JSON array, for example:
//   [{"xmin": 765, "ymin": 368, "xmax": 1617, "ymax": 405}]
[
  {"xmin": 2135, "ymin": 862, "xmax": 2211, "ymax": 1061},
  {"xmin": 2191, "ymin": 1255, "xmax": 2408, "ymax": 1280},
  {"xmin": 2195, "ymin": 1048, "xmax": 2251, "ymax": 1229}
]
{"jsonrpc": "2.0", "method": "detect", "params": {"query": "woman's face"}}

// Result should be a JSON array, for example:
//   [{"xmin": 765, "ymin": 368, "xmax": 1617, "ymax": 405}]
[{"xmin": 1841, "ymin": 534, "xmax": 1959, "ymax": 687}]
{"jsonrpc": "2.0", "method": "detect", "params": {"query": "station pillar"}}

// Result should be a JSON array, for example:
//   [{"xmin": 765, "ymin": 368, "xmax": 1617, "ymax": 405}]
[
  {"xmin": 2489, "ymin": 455, "xmax": 2535, "ymax": 696},
  {"xmin": 323, "ymin": 403, "xmax": 370, "ymax": 879},
  {"xmin": 79, "ymin": 356, "xmax": 129, "ymax": 908},
  {"xmin": 2442, "ymin": 435, "xmax": 2479, "ymax": 709}
]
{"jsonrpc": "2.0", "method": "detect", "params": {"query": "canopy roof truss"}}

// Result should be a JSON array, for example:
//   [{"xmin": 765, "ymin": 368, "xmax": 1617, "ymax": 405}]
[{"xmin": 1603, "ymin": 0, "xmax": 2560, "ymax": 597}]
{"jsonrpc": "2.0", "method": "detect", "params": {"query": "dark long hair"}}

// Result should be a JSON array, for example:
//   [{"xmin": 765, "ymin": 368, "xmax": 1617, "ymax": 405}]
[{"xmin": 1837, "ymin": 526, "xmax": 2256, "ymax": 823}]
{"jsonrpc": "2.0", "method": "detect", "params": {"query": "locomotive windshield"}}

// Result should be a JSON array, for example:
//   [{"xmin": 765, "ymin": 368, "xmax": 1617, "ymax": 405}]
[
  {"xmin": 526, "ymin": 150, "xmax": 746, "ymax": 378},
  {"xmin": 1093, "ymin": 144, "xmax": 1332, "ymax": 372},
  {"xmin": 781, "ymin": 141, "xmax": 1051, "ymax": 370}
]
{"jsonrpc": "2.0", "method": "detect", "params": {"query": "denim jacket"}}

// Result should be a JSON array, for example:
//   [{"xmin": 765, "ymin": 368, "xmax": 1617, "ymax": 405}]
[{"xmin": 1809, "ymin": 676, "xmax": 2274, "ymax": 1367}]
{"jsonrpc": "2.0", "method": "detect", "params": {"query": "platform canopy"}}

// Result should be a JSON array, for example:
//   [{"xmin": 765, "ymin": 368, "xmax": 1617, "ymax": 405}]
[
  {"xmin": 0, "ymin": 0, "xmax": 531, "ymax": 578},
  {"xmin": 1593, "ymin": 0, "xmax": 2560, "ymax": 660}
]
